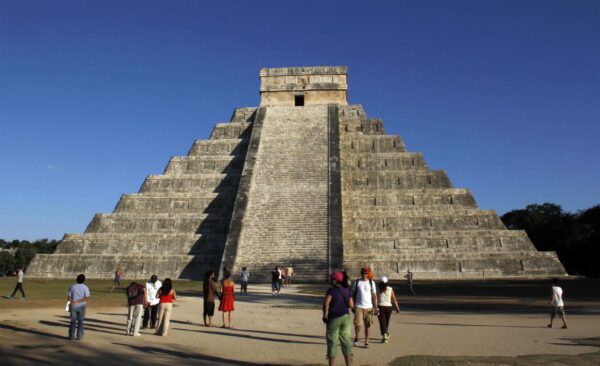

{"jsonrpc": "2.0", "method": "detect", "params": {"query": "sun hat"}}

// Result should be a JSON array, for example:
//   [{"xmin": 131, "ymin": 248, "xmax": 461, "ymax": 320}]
[
  {"xmin": 330, "ymin": 272, "xmax": 343, "ymax": 282},
  {"xmin": 380, "ymin": 276, "xmax": 388, "ymax": 283}
]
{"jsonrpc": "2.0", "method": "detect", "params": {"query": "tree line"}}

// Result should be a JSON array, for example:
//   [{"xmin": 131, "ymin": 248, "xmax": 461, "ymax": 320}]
[
  {"xmin": 501, "ymin": 203, "xmax": 600, "ymax": 278},
  {"xmin": 0, "ymin": 239, "xmax": 60, "ymax": 275}
]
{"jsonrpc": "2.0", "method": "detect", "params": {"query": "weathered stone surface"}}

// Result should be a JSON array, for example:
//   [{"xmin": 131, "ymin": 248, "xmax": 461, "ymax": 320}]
[{"xmin": 27, "ymin": 66, "xmax": 567, "ymax": 281}]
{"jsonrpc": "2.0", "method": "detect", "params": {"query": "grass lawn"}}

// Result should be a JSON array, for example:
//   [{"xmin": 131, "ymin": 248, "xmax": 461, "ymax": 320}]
[{"xmin": 0, "ymin": 278, "xmax": 202, "ymax": 309}]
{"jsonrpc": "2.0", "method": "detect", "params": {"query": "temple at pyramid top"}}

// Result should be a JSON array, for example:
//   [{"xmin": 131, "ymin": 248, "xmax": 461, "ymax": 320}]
[{"xmin": 260, "ymin": 66, "xmax": 348, "ymax": 106}]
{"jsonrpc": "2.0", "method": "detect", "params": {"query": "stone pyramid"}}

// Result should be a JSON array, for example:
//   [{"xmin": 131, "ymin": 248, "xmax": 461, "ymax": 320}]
[{"xmin": 28, "ymin": 66, "xmax": 567, "ymax": 281}]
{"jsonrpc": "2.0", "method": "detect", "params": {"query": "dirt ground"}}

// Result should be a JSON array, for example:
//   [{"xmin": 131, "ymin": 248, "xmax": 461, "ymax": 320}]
[{"xmin": 1, "ymin": 280, "xmax": 599, "ymax": 365}]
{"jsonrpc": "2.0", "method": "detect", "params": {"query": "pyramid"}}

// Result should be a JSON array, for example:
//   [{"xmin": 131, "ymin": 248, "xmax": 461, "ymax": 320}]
[{"xmin": 28, "ymin": 66, "xmax": 567, "ymax": 281}]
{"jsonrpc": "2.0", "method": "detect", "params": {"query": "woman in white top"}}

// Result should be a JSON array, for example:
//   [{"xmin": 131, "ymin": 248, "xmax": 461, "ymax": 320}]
[{"xmin": 377, "ymin": 276, "xmax": 400, "ymax": 343}]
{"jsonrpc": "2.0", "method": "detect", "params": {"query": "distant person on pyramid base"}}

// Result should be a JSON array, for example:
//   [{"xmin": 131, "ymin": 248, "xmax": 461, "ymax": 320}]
[
  {"xmin": 404, "ymin": 269, "xmax": 415, "ymax": 296},
  {"xmin": 219, "ymin": 271, "xmax": 235, "ymax": 328},
  {"xmin": 548, "ymin": 278, "xmax": 568, "ymax": 329},
  {"xmin": 6, "ymin": 267, "xmax": 26, "ymax": 300},
  {"xmin": 240, "ymin": 267, "xmax": 250, "ymax": 294},
  {"xmin": 287, "ymin": 265, "xmax": 294, "ymax": 285},
  {"xmin": 111, "ymin": 267, "xmax": 124, "ymax": 292}
]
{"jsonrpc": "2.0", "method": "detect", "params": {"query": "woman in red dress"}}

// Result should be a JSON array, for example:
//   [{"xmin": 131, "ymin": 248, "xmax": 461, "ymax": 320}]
[{"xmin": 219, "ymin": 271, "xmax": 235, "ymax": 328}]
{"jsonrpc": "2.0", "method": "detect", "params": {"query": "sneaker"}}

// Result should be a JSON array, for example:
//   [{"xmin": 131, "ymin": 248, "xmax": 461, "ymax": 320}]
[
  {"xmin": 133, "ymin": 333, "xmax": 141, "ymax": 336},
  {"xmin": 385, "ymin": 333, "xmax": 390, "ymax": 340},
  {"xmin": 353, "ymin": 339, "xmax": 359, "ymax": 347},
  {"xmin": 20, "ymin": 297, "xmax": 26, "ymax": 301},
  {"xmin": 561, "ymin": 325, "xmax": 568, "ymax": 329},
  {"xmin": 5, "ymin": 296, "xmax": 14, "ymax": 299},
  {"xmin": 381, "ymin": 338, "xmax": 386, "ymax": 343}
]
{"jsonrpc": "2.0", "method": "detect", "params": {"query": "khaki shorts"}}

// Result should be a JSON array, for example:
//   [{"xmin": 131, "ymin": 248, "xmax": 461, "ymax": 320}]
[{"xmin": 354, "ymin": 308, "xmax": 373, "ymax": 328}]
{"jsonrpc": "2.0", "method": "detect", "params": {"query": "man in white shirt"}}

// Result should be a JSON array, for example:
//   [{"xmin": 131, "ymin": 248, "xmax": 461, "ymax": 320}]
[
  {"xmin": 143, "ymin": 274, "xmax": 162, "ymax": 329},
  {"xmin": 548, "ymin": 278, "xmax": 568, "ymax": 329},
  {"xmin": 240, "ymin": 267, "xmax": 250, "ymax": 294},
  {"xmin": 7, "ymin": 267, "xmax": 26, "ymax": 300},
  {"xmin": 351, "ymin": 267, "xmax": 377, "ymax": 348}
]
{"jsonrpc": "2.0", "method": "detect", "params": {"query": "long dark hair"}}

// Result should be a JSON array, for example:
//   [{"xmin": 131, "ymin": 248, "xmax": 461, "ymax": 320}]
[
  {"xmin": 379, "ymin": 281, "xmax": 388, "ymax": 292},
  {"xmin": 161, "ymin": 278, "xmax": 173, "ymax": 295},
  {"xmin": 205, "ymin": 270, "xmax": 214, "ymax": 281}
]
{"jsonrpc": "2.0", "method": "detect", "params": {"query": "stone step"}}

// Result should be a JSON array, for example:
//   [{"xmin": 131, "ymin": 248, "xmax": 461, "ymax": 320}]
[
  {"xmin": 343, "ymin": 251, "xmax": 567, "ymax": 280},
  {"xmin": 342, "ymin": 189, "xmax": 476, "ymax": 208},
  {"xmin": 188, "ymin": 139, "xmax": 249, "ymax": 156},
  {"xmin": 140, "ymin": 174, "xmax": 241, "ymax": 193},
  {"xmin": 209, "ymin": 122, "xmax": 252, "ymax": 140},
  {"xmin": 85, "ymin": 213, "xmax": 231, "ymax": 234},
  {"xmin": 230, "ymin": 107, "xmax": 257, "ymax": 123},
  {"xmin": 342, "ymin": 170, "xmax": 451, "ymax": 190},
  {"xmin": 342, "ymin": 152, "xmax": 428, "ymax": 170},
  {"xmin": 115, "ymin": 194, "xmax": 235, "ymax": 214},
  {"xmin": 164, "ymin": 155, "xmax": 245, "ymax": 175},
  {"xmin": 340, "ymin": 135, "xmax": 407, "ymax": 153},
  {"xmin": 340, "ymin": 118, "xmax": 385, "ymax": 135}
]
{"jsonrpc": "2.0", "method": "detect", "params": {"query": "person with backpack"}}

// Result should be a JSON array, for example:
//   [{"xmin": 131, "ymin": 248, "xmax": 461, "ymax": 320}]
[
  {"xmin": 351, "ymin": 267, "xmax": 377, "ymax": 348},
  {"xmin": 323, "ymin": 272, "xmax": 354, "ymax": 366},
  {"xmin": 377, "ymin": 276, "xmax": 400, "ymax": 343},
  {"xmin": 125, "ymin": 281, "xmax": 147, "ymax": 336}
]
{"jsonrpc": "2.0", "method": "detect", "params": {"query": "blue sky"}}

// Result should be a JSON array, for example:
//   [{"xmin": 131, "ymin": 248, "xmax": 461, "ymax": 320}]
[{"xmin": 1, "ymin": 0, "xmax": 598, "ymax": 240}]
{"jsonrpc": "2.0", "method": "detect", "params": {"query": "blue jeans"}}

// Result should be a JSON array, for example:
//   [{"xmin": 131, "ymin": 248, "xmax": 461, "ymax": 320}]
[
  {"xmin": 69, "ymin": 305, "xmax": 86, "ymax": 339},
  {"xmin": 271, "ymin": 280, "xmax": 280, "ymax": 292}
]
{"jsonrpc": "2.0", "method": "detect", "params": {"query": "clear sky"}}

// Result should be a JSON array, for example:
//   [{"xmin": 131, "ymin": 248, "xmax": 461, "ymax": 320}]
[{"xmin": 1, "ymin": 0, "xmax": 599, "ymax": 241}]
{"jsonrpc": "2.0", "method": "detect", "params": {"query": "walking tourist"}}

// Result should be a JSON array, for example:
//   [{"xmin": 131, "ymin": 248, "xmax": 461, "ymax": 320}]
[
  {"xmin": 322, "ymin": 271, "xmax": 354, "ymax": 366},
  {"xmin": 155, "ymin": 278, "xmax": 176, "ymax": 336},
  {"xmin": 548, "ymin": 278, "xmax": 568, "ymax": 329},
  {"xmin": 125, "ymin": 281, "xmax": 147, "ymax": 336},
  {"xmin": 7, "ymin": 267, "xmax": 26, "ymax": 300},
  {"xmin": 111, "ymin": 267, "xmax": 124, "ymax": 292},
  {"xmin": 404, "ymin": 269, "xmax": 415, "ymax": 296},
  {"xmin": 240, "ymin": 267, "xmax": 250, "ymax": 294},
  {"xmin": 341, "ymin": 270, "xmax": 351, "ymax": 289},
  {"xmin": 203, "ymin": 270, "xmax": 219, "ymax": 327},
  {"xmin": 287, "ymin": 264, "xmax": 294, "ymax": 285},
  {"xmin": 67, "ymin": 274, "xmax": 90, "ymax": 340},
  {"xmin": 376, "ymin": 276, "xmax": 400, "ymax": 343},
  {"xmin": 143, "ymin": 274, "xmax": 161, "ymax": 329},
  {"xmin": 219, "ymin": 271, "xmax": 235, "ymax": 328},
  {"xmin": 271, "ymin": 266, "xmax": 281, "ymax": 295},
  {"xmin": 351, "ymin": 267, "xmax": 377, "ymax": 348}
]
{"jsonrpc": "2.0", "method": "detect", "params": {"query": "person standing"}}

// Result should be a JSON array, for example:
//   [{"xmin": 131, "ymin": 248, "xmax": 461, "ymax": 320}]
[
  {"xmin": 67, "ymin": 274, "xmax": 90, "ymax": 340},
  {"xmin": 155, "ymin": 278, "xmax": 176, "ymax": 336},
  {"xmin": 125, "ymin": 281, "xmax": 147, "ymax": 336},
  {"xmin": 287, "ymin": 265, "xmax": 294, "ymax": 286},
  {"xmin": 203, "ymin": 271, "xmax": 219, "ymax": 327},
  {"xmin": 143, "ymin": 275, "xmax": 161, "ymax": 329},
  {"xmin": 323, "ymin": 272, "xmax": 354, "ymax": 366},
  {"xmin": 548, "ymin": 278, "xmax": 568, "ymax": 329},
  {"xmin": 111, "ymin": 267, "xmax": 124, "ymax": 292},
  {"xmin": 240, "ymin": 267, "xmax": 250, "ymax": 294},
  {"xmin": 219, "ymin": 271, "xmax": 235, "ymax": 328},
  {"xmin": 7, "ymin": 267, "xmax": 26, "ymax": 300},
  {"xmin": 377, "ymin": 276, "xmax": 400, "ymax": 343},
  {"xmin": 271, "ymin": 266, "xmax": 281, "ymax": 296},
  {"xmin": 404, "ymin": 269, "xmax": 415, "ymax": 296},
  {"xmin": 341, "ymin": 270, "xmax": 351, "ymax": 289},
  {"xmin": 351, "ymin": 267, "xmax": 377, "ymax": 348}
]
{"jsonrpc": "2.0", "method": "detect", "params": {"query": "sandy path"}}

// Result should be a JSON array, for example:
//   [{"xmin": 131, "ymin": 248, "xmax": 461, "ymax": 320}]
[{"xmin": 1, "ymin": 284, "xmax": 599, "ymax": 365}]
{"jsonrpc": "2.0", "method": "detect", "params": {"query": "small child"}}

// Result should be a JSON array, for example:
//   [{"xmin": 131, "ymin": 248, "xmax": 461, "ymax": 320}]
[{"xmin": 548, "ymin": 278, "xmax": 568, "ymax": 329}]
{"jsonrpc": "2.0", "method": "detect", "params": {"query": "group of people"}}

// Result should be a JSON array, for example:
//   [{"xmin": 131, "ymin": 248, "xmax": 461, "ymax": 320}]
[
  {"xmin": 322, "ymin": 267, "xmax": 401, "ymax": 366},
  {"xmin": 270, "ymin": 265, "xmax": 294, "ymax": 295}
]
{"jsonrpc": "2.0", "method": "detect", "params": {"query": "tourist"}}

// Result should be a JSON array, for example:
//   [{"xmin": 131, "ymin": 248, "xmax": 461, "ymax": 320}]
[
  {"xmin": 404, "ymin": 269, "xmax": 415, "ymax": 296},
  {"xmin": 143, "ymin": 274, "xmax": 161, "ymax": 329},
  {"xmin": 351, "ymin": 267, "xmax": 377, "ymax": 348},
  {"xmin": 219, "ymin": 271, "xmax": 235, "ymax": 328},
  {"xmin": 287, "ymin": 265, "xmax": 294, "ymax": 286},
  {"xmin": 67, "ymin": 274, "xmax": 90, "ymax": 340},
  {"xmin": 203, "ymin": 270, "xmax": 219, "ymax": 327},
  {"xmin": 323, "ymin": 272, "xmax": 354, "ymax": 366},
  {"xmin": 271, "ymin": 266, "xmax": 281, "ymax": 295},
  {"xmin": 155, "ymin": 278, "xmax": 176, "ymax": 336},
  {"xmin": 377, "ymin": 276, "xmax": 400, "ymax": 343},
  {"xmin": 548, "ymin": 278, "xmax": 568, "ymax": 329},
  {"xmin": 281, "ymin": 266, "xmax": 288, "ymax": 287},
  {"xmin": 6, "ymin": 267, "xmax": 26, "ymax": 300},
  {"xmin": 125, "ymin": 281, "xmax": 147, "ymax": 336},
  {"xmin": 111, "ymin": 267, "xmax": 124, "ymax": 292},
  {"xmin": 341, "ymin": 270, "xmax": 351, "ymax": 289},
  {"xmin": 240, "ymin": 267, "xmax": 250, "ymax": 294}
]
